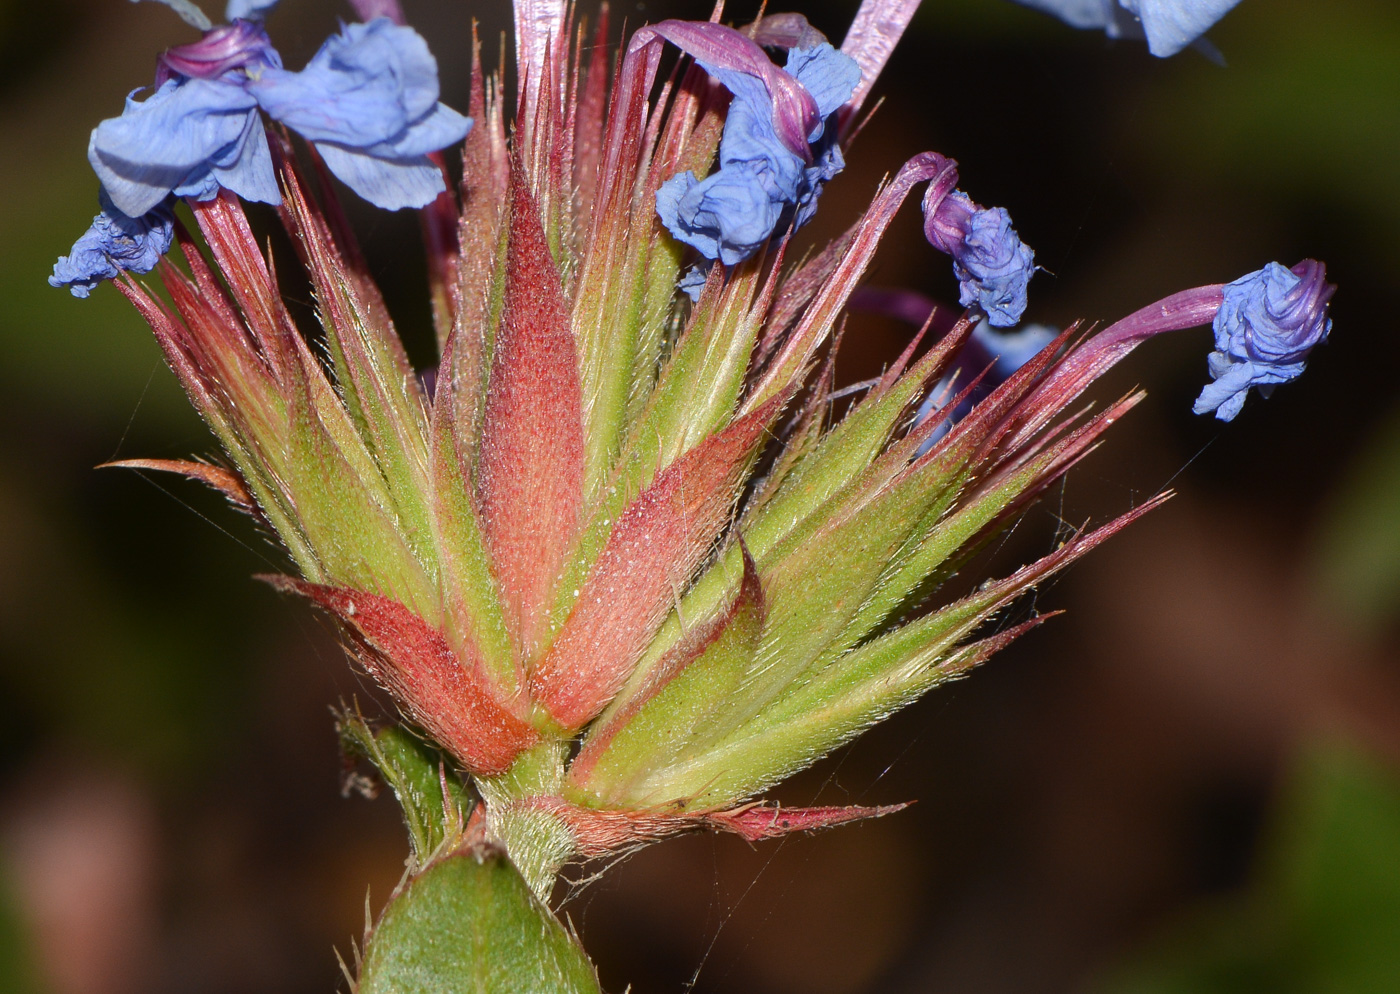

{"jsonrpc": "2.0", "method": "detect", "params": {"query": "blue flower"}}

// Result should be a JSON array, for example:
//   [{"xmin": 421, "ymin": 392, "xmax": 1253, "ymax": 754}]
[
  {"xmin": 1193, "ymin": 260, "xmax": 1334, "ymax": 421},
  {"xmin": 58, "ymin": 12, "xmax": 472, "ymax": 296},
  {"xmin": 49, "ymin": 192, "xmax": 175, "ymax": 298},
  {"xmin": 246, "ymin": 19, "xmax": 472, "ymax": 211},
  {"xmin": 88, "ymin": 20, "xmax": 282, "ymax": 218},
  {"xmin": 655, "ymin": 34, "xmax": 860, "ymax": 266},
  {"xmin": 90, "ymin": 75, "xmax": 280, "ymax": 218},
  {"xmin": 1011, "ymin": 0, "xmax": 1241, "ymax": 58},
  {"xmin": 923, "ymin": 191, "xmax": 1036, "ymax": 327}
]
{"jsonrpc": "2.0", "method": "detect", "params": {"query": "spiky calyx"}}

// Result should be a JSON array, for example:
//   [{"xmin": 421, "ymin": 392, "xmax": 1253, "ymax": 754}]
[{"xmin": 113, "ymin": 10, "xmax": 1210, "ymax": 895}]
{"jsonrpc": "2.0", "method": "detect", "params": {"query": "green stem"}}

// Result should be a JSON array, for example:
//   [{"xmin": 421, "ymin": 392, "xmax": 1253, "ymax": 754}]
[{"xmin": 476, "ymin": 739, "xmax": 575, "ymax": 897}]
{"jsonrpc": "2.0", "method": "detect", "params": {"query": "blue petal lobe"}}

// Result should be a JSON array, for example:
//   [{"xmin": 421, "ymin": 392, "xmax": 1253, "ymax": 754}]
[
  {"xmin": 1124, "ymin": 0, "xmax": 1241, "ymax": 57},
  {"xmin": 313, "ymin": 143, "xmax": 446, "ymax": 210},
  {"xmin": 677, "ymin": 264, "xmax": 710, "ymax": 302},
  {"xmin": 248, "ymin": 20, "xmax": 440, "ymax": 146},
  {"xmin": 973, "ymin": 320, "xmax": 1060, "ymax": 378},
  {"xmin": 365, "ymin": 103, "xmax": 473, "ymax": 158},
  {"xmin": 785, "ymin": 45, "xmax": 862, "ymax": 126},
  {"xmin": 247, "ymin": 19, "xmax": 469, "ymax": 209},
  {"xmin": 950, "ymin": 204, "xmax": 1036, "ymax": 327},
  {"xmin": 208, "ymin": 108, "xmax": 280, "ymax": 205},
  {"xmin": 89, "ymin": 78, "xmax": 265, "ymax": 217}
]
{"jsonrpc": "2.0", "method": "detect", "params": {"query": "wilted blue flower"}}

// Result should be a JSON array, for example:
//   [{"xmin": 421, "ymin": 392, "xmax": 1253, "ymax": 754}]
[
  {"xmin": 49, "ymin": 192, "xmax": 175, "ymax": 298},
  {"xmin": 654, "ymin": 26, "xmax": 860, "ymax": 266},
  {"xmin": 58, "ymin": 10, "xmax": 474, "ymax": 298},
  {"xmin": 1193, "ymin": 260, "xmax": 1334, "ymax": 421},
  {"xmin": 923, "ymin": 190, "xmax": 1036, "ymax": 327},
  {"xmin": 90, "ymin": 76, "xmax": 280, "ymax": 218},
  {"xmin": 246, "ymin": 18, "xmax": 472, "ymax": 211},
  {"xmin": 1011, "ymin": 0, "xmax": 1241, "ymax": 58},
  {"xmin": 89, "ymin": 21, "xmax": 281, "ymax": 218}
]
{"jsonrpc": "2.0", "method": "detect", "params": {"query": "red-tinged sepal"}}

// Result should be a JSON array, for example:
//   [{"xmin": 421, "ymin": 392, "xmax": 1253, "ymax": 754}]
[
  {"xmin": 706, "ymin": 801, "xmax": 911, "ymax": 842},
  {"xmin": 477, "ymin": 168, "xmax": 586, "ymax": 663},
  {"xmin": 513, "ymin": 797, "xmax": 909, "ymax": 856},
  {"xmin": 566, "ymin": 542, "xmax": 766, "ymax": 800},
  {"xmin": 100, "ymin": 458, "xmax": 256, "ymax": 516},
  {"xmin": 263, "ymin": 576, "xmax": 536, "ymax": 776},
  {"xmin": 621, "ymin": 614, "xmax": 1062, "ymax": 812},
  {"xmin": 531, "ymin": 396, "xmax": 785, "ymax": 730}
]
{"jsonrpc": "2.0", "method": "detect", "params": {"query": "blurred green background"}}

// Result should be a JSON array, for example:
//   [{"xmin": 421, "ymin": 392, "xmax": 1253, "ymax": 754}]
[{"xmin": 1, "ymin": 0, "xmax": 1399, "ymax": 991}]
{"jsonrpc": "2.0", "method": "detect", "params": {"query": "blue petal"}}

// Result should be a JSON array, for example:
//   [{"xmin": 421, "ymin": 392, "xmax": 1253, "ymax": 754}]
[
  {"xmin": 677, "ymin": 265, "xmax": 710, "ymax": 302},
  {"xmin": 656, "ymin": 172, "xmax": 706, "ymax": 251},
  {"xmin": 89, "ymin": 77, "xmax": 266, "ymax": 217},
  {"xmin": 209, "ymin": 106, "xmax": 280, "ymax": 204},
  {"xmin": 1123, "ymin": 0, "xmax": 1241, "ymax": 57},
  {"xmin": 248, "ymin": 20, "xmax": 443, "ymax": 147},
  {"xmin": 50, "ymin": 192, "xmax": 174, "ymax": 298},
  {"xmin": 1011, "ymin": 0, "xmax": 1238, "ymax": 56},
  {"xmin": 226, "ymin": 0, "xmax": 280, "ymax": 19},
  {"xmin": 361, "ymin": 102, "xmax": 473, "ymax": 159},
  {"xmin": 1192, "ymin": 355, "xmax": 1263, "ymax": 420},
  {"xmin": 657, "ymin": 164, "xmax": 787, "ymax": 266},
  {"xmin": 784, "ymin": 45, "xmax": 861, "ymax": 126},
  {"xmin": 246, "ymin": 19, "xmax": 469, "ymax": 209},
  {"xmin": 313, "ymin": 143, "xmax": 446, "ymax": 210}
]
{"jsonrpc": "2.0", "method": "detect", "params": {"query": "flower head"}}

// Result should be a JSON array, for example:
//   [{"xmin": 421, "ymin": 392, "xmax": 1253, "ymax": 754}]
[
  {"xmin": 49, "ymin": 191, "xmax": 174, "ymax": 298},
  {"xmin": 71, "ymin": 0, "xmax": 1337, "ymax": 930},
  {"xmin": 652, "ymin": 22, "xmax": 859, "ymax": 265},
  {"xmin": 1193, "ymin": 260, "xmax": 1335, "ymax": 420},
  {"xmin": 924, "ymin": 188, "xmax": 1036, "ymax": 327}
]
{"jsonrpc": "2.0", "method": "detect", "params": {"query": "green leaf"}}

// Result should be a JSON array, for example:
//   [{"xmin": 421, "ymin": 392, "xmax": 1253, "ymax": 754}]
[{"xmin": 358, "ymin": 849, "xmax": 603, "ymax": 994}]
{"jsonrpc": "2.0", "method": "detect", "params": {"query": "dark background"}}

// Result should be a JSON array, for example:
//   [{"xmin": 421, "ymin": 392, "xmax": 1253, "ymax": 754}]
[{"xmin": 2, "ymin": 0, "xmax": 1399, "ymax": 991}]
